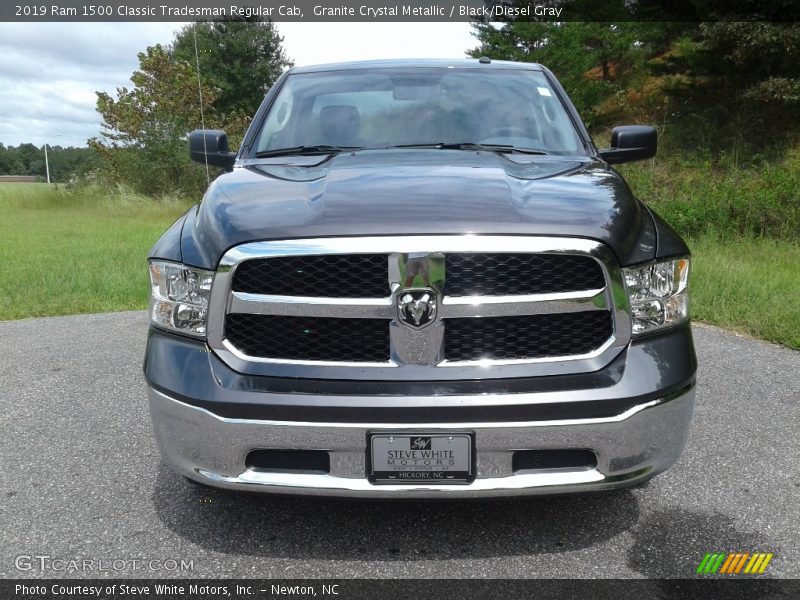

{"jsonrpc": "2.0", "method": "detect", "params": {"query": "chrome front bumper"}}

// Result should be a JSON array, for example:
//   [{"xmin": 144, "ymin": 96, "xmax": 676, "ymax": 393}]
[{"xmin": 148, "ymin": 383, "xmax": 695, "ymax": 498}]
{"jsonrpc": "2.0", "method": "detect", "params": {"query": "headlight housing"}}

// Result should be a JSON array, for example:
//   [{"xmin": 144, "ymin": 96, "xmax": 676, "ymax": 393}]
[
  {"xmin": 149, "ymin": 261, "xmax": 214, "ymax": 338},
  {"xmin": 623, "ymin": 257, "xmax": 690, "ymax": 335}
]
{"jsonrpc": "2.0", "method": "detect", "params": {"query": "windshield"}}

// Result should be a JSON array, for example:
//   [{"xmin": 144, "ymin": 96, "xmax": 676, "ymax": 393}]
[{"xmin": 254, "ymin": 68, "xmax": 586, "ymax": 156}]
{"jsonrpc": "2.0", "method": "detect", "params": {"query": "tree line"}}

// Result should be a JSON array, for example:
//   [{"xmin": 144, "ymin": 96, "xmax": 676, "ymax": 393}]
[
  {"xmin": 2, "ymin": 19, "xmax": 290, "ymax": 192},
  {"xmin": 0, "ymin": 144, "xmax": 98, "ymax": 183},
  {"xmin": 470, "ymin": 17, "xmax": 800, "ymax": 162},
  {"xmin": 90, "ymin": 18, "xmax": 291, "ymax": 197},
  {"xmin": 7, "ymin": 15, "xmax": 800, "ymax": 195},
  {"xmin": 91, "ymin": 15, "xmax": 800, "ymax": 198}
]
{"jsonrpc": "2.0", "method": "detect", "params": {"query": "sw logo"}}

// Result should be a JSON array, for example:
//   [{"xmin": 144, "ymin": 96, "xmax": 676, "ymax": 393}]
[
  {"xmin": 696, "ymin": 552, "xmax": 774, "ymax": 575},
  {"xmin": 410, "ymin": 437, "xmax": 432, "ymax": 450}
]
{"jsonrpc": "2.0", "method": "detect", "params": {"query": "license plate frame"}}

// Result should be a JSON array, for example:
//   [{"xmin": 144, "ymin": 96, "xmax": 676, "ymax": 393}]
[{"xmin": 367, "ymin": 432, "xmax": 475, "ymax": 485}]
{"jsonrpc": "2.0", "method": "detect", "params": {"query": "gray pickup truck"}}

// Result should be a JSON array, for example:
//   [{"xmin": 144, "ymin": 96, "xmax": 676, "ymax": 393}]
[{"xmin": 144, "ymin": 58, "xmax": 696, "ymax": 497}]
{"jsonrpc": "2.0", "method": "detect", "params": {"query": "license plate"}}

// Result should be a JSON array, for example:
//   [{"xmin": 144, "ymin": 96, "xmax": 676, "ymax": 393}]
[{"xmin": 368, "ymin": 433, "xmax": 474, "ymax": 484}]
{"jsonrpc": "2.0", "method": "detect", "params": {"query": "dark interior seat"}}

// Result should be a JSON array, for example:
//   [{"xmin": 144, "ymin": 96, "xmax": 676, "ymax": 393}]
[{"xmin": 319, "ymin": 105, "xmax": 361, "ymax": 146}]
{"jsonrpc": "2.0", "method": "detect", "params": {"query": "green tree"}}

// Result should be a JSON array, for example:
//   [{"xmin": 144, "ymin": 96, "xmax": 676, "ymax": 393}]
[
  {"xmin": 15, "ymin": 143, "xmax": 44, "ymax": 176},
  {"xmin": 469, "ymin": 21, "xmax": 647, "ymax": 124},
  {"xmin": 172, "ymin": 18, "xmax": 293, "ymax": 120},
  {"xmin": 653, "ymin": 21, "xmax": 800, "ymax": 161},
  {"xmin": 47, "ymin": 146, "xmax": 101, "ymax": 183},
  {"xmin": 0, "ymin": 144, "xmax": 24, "ymax": 175},
  {"xmin": 92, "ymin": 20, "xmax": 292, "ymax": 197},
  {"xmin": 91, "ymin": 44, "xmax": 222, "ymax": 196}
]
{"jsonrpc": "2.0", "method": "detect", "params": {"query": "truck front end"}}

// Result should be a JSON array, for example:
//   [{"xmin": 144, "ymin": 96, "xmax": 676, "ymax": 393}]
[{"xmin": 144, "ymin": 59, "xmax": 696, "ymax": 497}]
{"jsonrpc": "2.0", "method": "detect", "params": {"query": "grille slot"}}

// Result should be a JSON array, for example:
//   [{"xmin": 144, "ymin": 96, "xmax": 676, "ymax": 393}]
[
  {"xmin": 445, "ymin": 253, "xmax": 604, "ymax": 296},
  {"xmin": 232, "ymin": 254, "xmax": 387, "ymax": 297},
  {"xmin": 225, "ymin": 314, "xmax": 390, "ymax": 362},
  {"xmin": 444, "ymin": 312, "xmax": 613, "ymax": 362}
]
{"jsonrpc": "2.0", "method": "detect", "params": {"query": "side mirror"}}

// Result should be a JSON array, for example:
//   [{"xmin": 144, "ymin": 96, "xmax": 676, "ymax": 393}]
[
  {"xmin": 189, "ymin": 129, "xmax": 236, "ymax": 171},
  {"xmin": 599, "ymin": 125, "xmax": 657, "ymax": 164}
]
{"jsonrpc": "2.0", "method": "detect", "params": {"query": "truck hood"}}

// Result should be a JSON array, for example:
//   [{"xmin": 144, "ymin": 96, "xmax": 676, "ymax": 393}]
[{"xmin": 181, "ymin": 149, "xmax": 655, "ymax": 268}]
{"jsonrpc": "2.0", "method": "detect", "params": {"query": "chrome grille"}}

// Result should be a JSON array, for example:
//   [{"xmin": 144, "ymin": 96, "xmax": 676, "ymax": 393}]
[
  {"xmin": 232, "ymin": 254, "xmax": 388, "ymax": 297},
  {"xmin": 207, "ymin": 236, "xmax": 631, "ymax": 380},
  {"xmin": 226, "ymin": 314, "xmax": 390, "ymax": 362},
  {"xmin": 444, "ymin": 312, "xmax": 613, "ymax": 362},
  {"xmin": 445, "ymin": 253, "xmax": 604, "ymax": 296},
  {"xmin": 232, "ymin": 253, "xmax": 604, "ymax": 298}
]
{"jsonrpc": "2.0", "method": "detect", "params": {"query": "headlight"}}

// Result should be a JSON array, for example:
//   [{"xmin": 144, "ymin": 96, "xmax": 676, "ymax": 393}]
[
  {"xmin": 148, "ymin": 260, "xmax": 214, "ymax": 337},
  {"xmin": 623, "ymin": 257, "xmax": 690, "ymax": 335}
]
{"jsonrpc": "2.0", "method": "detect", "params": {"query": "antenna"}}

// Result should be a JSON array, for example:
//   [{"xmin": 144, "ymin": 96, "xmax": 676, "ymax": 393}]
[{"xmin": 193, "ymin": 23, "xmax": 211, "ymax": 185}]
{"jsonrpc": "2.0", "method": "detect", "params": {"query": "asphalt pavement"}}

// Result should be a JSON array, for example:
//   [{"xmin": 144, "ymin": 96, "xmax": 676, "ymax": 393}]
[{"xmin": 1, "ymin": 311, "xmax": 798, "ymax": 578}]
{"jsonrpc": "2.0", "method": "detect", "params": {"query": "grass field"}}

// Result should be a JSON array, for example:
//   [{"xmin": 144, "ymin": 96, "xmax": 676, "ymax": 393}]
[
  {"xmin": 618, "ymin": 151, "xmax": 800, "ymax": 241},
  {"xmin": 687, "ymin": 236, "xmax": 800, "ymax": 348},
  {"xmin": 1, "ymin": 183, "xmax": 798, "ymax": 349},
  {"xmin": 0, "ymin": 184, "xmax": 192, "ymax": 320}
]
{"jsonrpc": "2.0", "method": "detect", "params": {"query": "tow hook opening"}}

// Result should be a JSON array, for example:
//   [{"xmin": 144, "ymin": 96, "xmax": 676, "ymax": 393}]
[
  {"xmin": 246, "ymin": 449, "xmax": 331, "ymax": 474},
  {"xmin": 512, "ymin": 449, "xmax": 598, "ymax": 473}
]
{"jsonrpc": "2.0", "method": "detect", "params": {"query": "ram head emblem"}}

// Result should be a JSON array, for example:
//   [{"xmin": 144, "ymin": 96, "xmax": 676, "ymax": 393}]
[{"xmin": 397, "ymin": 289, "xmax": 438, "ymax": 329}]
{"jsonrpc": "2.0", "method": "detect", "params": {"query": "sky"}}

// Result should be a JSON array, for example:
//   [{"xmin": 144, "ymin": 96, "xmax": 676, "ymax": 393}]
[{"xmin": 0, "ymin": 22, "xmax": 476, "ymax": 148}]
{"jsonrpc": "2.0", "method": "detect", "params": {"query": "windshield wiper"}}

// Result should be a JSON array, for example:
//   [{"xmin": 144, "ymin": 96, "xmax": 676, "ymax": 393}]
[
  {"xmin": 388, "ymin": 142, "xmax": 549, "ymax": 155},
  {"xmin": 256, "ymin": 143, "xmax": 550, "ymax": 158},
  {"xmin": 255, "ymin": 145, "xmax": 361, "ymax": 158}
]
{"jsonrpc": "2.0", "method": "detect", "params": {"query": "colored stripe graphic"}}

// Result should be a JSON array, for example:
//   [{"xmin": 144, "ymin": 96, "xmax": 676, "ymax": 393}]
[
  {"xmin": 700, "ymin": 552, "xmax": 774, "ymax": 575},
  {"xmin": 758, "ymin": 554, "xmax": 774, "ymax": 573},
  {"xmin": 711, "ymin": 553, "xmax": 726, "ymax": 573},
  {"xmin": 719, "ymin": 553, "xmax": 737, "ymax": 574},
  {"xmin": 733, "ymin": 553, "xmax": 749, "ymax": 574},
  {"xmin": 697, "ymin": 553, "xmax": 726, "ymax": 574},
  {"xmin": 744, "ymin": 554, "xmax": 759, "ymax": 574},
  {"xmin": 725, "ymin": 553, "xmax": 748, "ymax": 574},
  {"xmin": 696, "ymin": 553, "xmax": 713, "ymax": 574}
]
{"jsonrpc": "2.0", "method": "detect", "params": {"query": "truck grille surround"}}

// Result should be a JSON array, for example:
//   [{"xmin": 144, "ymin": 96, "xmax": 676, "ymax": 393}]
[{"xmin": 207, "ymin": 236, "xmax": 632, "ymax": 381}]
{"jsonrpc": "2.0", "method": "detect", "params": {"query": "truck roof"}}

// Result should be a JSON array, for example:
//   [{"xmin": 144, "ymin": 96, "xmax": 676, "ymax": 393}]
[{"xmin": 290, "ymin": 58, "xmax": 544, "ymax": 74}]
